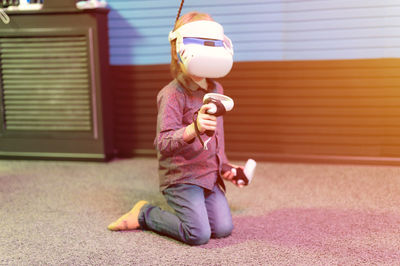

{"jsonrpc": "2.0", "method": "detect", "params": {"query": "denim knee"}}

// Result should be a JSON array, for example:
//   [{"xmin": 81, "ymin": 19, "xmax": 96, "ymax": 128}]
[
  {"xmin": 212, "ymin": 220, "xmax": 233, "ymax": 239},
  {"xmin": 184, "ymin": 225, "xmax": 211, "ymax": 246}
]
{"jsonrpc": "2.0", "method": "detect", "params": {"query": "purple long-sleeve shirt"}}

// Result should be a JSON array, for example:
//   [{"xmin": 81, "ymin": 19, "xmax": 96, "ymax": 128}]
[{"xmin": 154, "ymin": 74, "xmax": 229, "ymax": 191}]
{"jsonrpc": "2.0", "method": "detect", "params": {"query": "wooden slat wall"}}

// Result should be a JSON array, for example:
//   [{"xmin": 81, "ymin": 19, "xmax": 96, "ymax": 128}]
[
  {"xmin": 111, "ymin": 64, "xmax": 163, "ymax": 155},
  {"xmin": 111, "ymin": 58, "xmax": 400, "ymax": 164},
  {"xmin": 108, "ymin": 0, "xmax": 400, "ymax": 164}
]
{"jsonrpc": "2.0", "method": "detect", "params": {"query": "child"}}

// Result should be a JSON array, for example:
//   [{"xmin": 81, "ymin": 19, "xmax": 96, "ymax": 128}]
[{"xmin": 108, "ymin": 11, "xmax": 244, "ymax": 246}]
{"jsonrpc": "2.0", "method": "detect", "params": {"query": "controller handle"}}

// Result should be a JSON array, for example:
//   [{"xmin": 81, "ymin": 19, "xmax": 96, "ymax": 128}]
[
  {"xmin": 202, "ymin": 93, "xmax": 234, "ymax": 136},
  {"xmin": 204, "ymin": 98, "xmax": 226, "ymax": 136}
]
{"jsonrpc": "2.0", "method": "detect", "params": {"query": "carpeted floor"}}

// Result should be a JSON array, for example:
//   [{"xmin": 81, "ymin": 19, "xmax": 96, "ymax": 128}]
[{"xmin": 1, "ymin": 157, "xmax": 400, "ymax": 265}]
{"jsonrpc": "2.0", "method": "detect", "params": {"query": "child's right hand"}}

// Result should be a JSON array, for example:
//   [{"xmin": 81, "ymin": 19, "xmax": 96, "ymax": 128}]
[{"xmin": 197, "ymin": 104, "xmax": 217, "ymax": 134}]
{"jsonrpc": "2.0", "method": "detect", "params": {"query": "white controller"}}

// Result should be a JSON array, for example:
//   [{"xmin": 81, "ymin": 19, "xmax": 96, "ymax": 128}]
[{"xmin": 222, "ymin": 159, "xmax": 256, "ymax": 186}]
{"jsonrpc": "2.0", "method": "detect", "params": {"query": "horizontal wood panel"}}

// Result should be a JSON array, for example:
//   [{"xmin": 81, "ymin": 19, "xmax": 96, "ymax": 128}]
[
  {"xmin": 225, "ymin": 116, "xmax": 400, "ymax": 126},
  {"xmin": 229, "ymin": 143, "xmax": 400, "ymax": 158},
  {"xmin": 226, "ymin": 107, "xmax": 400, "ymax": 116},
  {"xmin": 115, "ymin": 125, "xmax": 155, "ymax": 134},
  {"xmin": 224, "ymin": 124, "xmax": 400, "ymax": 136},
  {"xmin": 227, "ymin": 142, "xmax": 383, "ymax": 156},
  {"xmin": 230, "ymin": 98, "xmax": 400, "ymax": 108},
  {"xmin": 111, "ymin": 58, "xmax": 400, "ymax": 164},
  {"xmin": 225, "ymin": 134, "xmax": 400, "ymax": 145}
]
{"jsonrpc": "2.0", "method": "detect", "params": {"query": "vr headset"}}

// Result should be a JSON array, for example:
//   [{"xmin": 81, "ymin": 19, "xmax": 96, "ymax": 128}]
[{"xmin": 168, "ymin": 20, "xmax": 234, "ymax": 78}]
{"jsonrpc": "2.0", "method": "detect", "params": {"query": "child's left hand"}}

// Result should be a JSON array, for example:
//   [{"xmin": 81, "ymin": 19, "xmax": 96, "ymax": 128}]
[{"xmin": 222, "ymin": 163, "xmax": 245, "ymax": 188}]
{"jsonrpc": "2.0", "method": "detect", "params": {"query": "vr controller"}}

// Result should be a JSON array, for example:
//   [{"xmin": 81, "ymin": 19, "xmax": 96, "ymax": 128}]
[
  {"xmin": 203, "ymin": 93, "xmax": 234, "ymax": 136},
  {"xmin": 222, "ymin": 159, "xmax": 257, "ymax": 186}
]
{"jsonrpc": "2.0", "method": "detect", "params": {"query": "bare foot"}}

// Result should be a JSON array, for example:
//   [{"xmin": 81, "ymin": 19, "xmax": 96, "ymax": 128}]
[{"xmin": 107, "ymin": 200, "xmax": 148, "ymax": 231}]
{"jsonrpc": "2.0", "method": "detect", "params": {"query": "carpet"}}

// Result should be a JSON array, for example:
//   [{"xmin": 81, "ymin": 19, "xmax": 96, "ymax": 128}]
[{"xmin": 1, "ymin": 157, "xmax": 400, "ymax": 265}]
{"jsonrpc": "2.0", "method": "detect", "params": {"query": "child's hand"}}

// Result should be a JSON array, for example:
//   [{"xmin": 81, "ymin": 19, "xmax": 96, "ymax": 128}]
[
  {"xmin": 197, "ymin": 104, "xmax": 217, "ymax": 134},
  {"xmin": 222, "ymin": 163, "xmax": 245, "ymax": 188}
]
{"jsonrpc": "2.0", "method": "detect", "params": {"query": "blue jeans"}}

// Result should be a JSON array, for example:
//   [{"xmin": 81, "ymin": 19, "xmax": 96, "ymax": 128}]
[{"xmin": 138, "ymin": 183, "xmax": 233, "ymax": 246}]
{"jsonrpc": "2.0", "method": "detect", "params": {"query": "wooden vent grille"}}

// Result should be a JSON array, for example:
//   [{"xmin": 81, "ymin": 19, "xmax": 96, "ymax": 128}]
[{"xmin": 0, "ymin": 36, "xmax": 92, "ymax": 131}]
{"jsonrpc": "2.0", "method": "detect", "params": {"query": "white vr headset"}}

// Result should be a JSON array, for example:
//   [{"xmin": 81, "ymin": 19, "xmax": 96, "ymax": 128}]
[{"xmin": 169, "ymin": 20, "xmax": 234, "ymax": 78}]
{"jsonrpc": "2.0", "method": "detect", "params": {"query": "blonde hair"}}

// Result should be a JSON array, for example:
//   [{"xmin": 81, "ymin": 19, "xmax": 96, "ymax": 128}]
[{"xmin": 170, "ymin": 11, "xmax": 213, "ymax": 79}]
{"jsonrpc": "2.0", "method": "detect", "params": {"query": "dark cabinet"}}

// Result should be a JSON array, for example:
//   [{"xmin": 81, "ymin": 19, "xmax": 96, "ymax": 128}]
[{"xmin": 0, "ymin": 8, "xmax": 113, "ymax": 160}]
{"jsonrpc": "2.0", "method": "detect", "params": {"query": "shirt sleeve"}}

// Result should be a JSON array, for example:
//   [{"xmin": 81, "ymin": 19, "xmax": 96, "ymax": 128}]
[{"xmin": 154, "ymin": 87, "xmax": 192, "ymax": 156}]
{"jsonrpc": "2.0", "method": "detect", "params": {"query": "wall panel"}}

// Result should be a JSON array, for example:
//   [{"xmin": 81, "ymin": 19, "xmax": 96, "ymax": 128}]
[
  {"xmin": 111, "ymin": 58, "xmax": 400, "ymax": 164},
  {"xmin": 111, "ymin": 64, "xmax": 165, "ymax": 155},
  {"xmin": 107, "ymin": 1, "xmax": 400, "ymax": 164}
]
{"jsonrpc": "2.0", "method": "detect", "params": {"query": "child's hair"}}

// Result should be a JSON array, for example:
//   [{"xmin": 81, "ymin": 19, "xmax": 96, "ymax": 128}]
[{"xmin": 170, "ymin": 11, "xmax": 213, "ymax": 79}]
